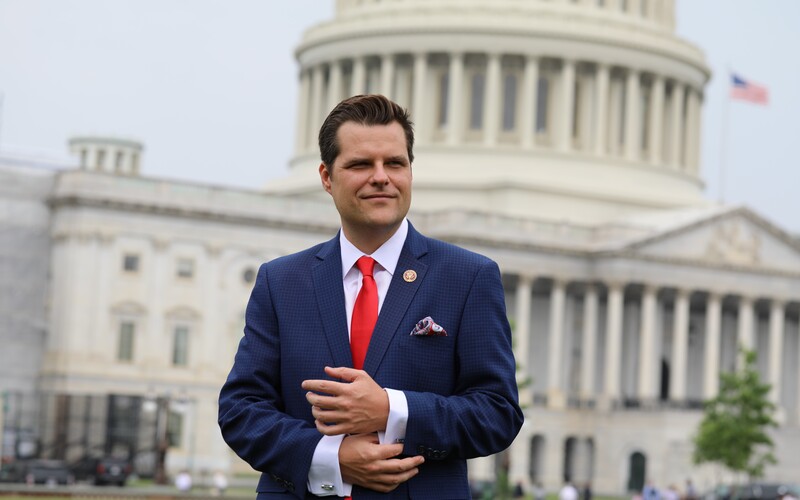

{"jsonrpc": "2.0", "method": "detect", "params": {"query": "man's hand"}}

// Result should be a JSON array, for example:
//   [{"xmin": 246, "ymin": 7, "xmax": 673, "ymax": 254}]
[
  {"xmin": 302, "ymin": 366, "xmax": 389, "ymax": 435},
  {"xmin": 339, "ymin": 433, "xmax": 424, "ymax": 493}
]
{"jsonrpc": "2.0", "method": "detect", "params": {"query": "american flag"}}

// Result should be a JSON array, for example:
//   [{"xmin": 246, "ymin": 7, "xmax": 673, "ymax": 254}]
[{"xmin": 730, "ymin": 73, "xmax": 769, "ymax": 105}]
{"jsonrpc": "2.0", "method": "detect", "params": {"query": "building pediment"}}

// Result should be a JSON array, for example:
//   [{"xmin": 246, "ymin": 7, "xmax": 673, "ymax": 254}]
[{"xmin": 619, "ymin": 207, "xmax": 800, "ymax": 272}]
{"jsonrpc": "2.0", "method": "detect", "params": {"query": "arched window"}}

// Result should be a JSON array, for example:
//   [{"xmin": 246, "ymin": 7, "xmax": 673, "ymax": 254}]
[
  {"xmin": 529, "ymin": 434, "xmax": 545, "ymax": 482},
  {"xmin": 627, "ymin": 451, "xmax": 646, "ymax": 493},
  {"xmin": 563, "ymin": 436, "xmax": 577, "ymax": 482}
]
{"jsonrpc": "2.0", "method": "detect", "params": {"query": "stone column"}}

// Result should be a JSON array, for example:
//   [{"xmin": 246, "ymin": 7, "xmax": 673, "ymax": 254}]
[
  {"xmin": 558, "ymin": 59, "xmax": 576, "ymax": 152},
  {"xmin": 690, "ymin": 90, "xmax": 703, "ymax": 173},
  {"xmin": 509, "ymin": 426, "xmax": 531, "ymax": 491},
  {"xmin": 294, "ymin": 68, "xmax": 311, "ymax": 154},
  {"xmin": 412, "ymin": 53, "xmax": 428, "ymax": 144},
  {"xmin": 796, "ymin": 327, "xmax": 800, "ymax": 425},
  {"xmin": 593, "ymin": 64, "xmax": 610, "ymax": 156},
  {"xmin": 670, "ymin": 289, "xmax": 690, "ymax": 401},
  {"xmin": 515, "ymin": 276, "xmax": 534, "ymax": 406},
  {"xmin": 307, "ymin": 65, "xmax": 325, "ymax": 150},
  {"xmin": 380, "ymin": 53, "xmax": 395, "ymax": 98},
  {"xmin": 351, "ymin": 56, "xmax": 366, "ymax": 95},
  {"xmin": 624, "ymin": 68, "xmax": 640, "ymax": 161},
  {"xmin": 638, "ymin": 286, "xmax": 658, "ymax": 401},
  {"xmin": 768, "ymin": 299, "xmax": 785, "ymax": 406},
  {"xmin": 203, "ymin": 245, "xmax": 222, "ymax": 373},
  {"xmin": 737, "ymin": 296, "xmax": 755, "ymax": 367},
  {"xmin": 547, "ymin": 279, "xmax": 567, "ymax": 409},
  {"xmin": 628, "ymin": 0, "xmax": 642, "ymax": 14},
  {"xmin": 447, "ymin": 52, "xmax": 465, "ymax": 145},
  {"xmin": 580, "ymin": 285, "xmax": 599, "ymax": 400},
  {"xmin": 484, "ymin": 52, "xmax": 502, "ymax": 146},
  {"xmin": 603, "ymin": 283, "xmax": 624, "ymax": 402},
  {"xmin": 146, "ymin": 239, "xmax": 169, "ymax": 367},
  {"xmin": 90, "ymin": 234, "xmax": 114, "ymax": 360},
  {"xmin": 327, "ymin": 60, "xmax": 343, "ymax": 112},
  {"xmin": 468, "ymin": 456, "xmax": 494, "ymax": 482},
  {"xmin": 669, "ymin": 82, "xmax": 685, "ymax": 169},
  {"xmin": 521, "ymin": 55, "xmax": 539, "ymax": 149},
  {"xmin": 648, "ymin": 74, "xmax": 665, "ymax": 165},
  {"xmin": 543, "ymin": 431, "xmax": 564, "ymax": 489},
  {"xmin": 683, "ymin": 87, "xmax": 697, "ymax": 171},
  {"xmin": 703, "ymin": 292, "xmax": 722, "ymax": 398}
]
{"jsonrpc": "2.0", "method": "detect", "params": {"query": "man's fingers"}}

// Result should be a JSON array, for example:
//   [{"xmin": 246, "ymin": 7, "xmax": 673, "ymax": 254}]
[
  {"xmin": 324, "ymin": 365, "xmax": 363, "ymax": 381},
  {"xmin": 306, "ymin": 391, "xmax": 341, "ymax": 410},
  {"xmin": 372, "ymin": 442, "xmax": 406, "ymax": 460},
  {"xmin": 315, "ymin": 420, "xmax": 346, "ymax": 435},
  {"xmin": 302, "ymin": 379, "xmax": 345, "ymax": 395}
]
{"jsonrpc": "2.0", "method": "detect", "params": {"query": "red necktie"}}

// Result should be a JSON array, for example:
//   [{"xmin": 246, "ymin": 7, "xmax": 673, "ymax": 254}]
[{"xmin": 351, "ymin": 256, "xmax": 377, "ymax": 370}]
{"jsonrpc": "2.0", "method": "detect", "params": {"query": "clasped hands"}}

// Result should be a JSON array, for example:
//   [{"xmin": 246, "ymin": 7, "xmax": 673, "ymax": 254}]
[{"xmin": 302, "ymin": 366, "xmax": 424, "ymax": 493}]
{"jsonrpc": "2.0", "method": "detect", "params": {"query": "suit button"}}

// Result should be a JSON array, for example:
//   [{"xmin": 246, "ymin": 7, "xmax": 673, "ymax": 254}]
[{"xmin": 417, "ymin": 445, "xmax": 426, "ymax": 455}]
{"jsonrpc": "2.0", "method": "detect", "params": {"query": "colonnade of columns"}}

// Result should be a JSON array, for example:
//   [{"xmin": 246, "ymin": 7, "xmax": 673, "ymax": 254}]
[
  {"xmin": 294, "ymin": 50, "xmax": 702, "ymax": 173},
  {"xmin": 70, "ymin": 142, "xmax": 141, "ymax": 175},
  {"xmin": 508, "ymin": 276, "xmax": 800, "ymax": 418}
]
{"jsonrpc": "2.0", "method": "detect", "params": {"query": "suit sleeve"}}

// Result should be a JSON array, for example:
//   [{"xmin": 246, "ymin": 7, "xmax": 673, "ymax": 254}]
[
  {"xmin": 402, "ymin": 259, "xmax": 524, "ymax": 460},
  {"xmin": 218, "ymin": 263, "xmax": 321, "ymax": 499}
]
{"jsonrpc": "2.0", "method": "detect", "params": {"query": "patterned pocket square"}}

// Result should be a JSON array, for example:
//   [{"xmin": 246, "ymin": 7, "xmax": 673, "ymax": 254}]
[{"xmin": 410, "ymin": 316, "xmax": 447, "ymax": 336}]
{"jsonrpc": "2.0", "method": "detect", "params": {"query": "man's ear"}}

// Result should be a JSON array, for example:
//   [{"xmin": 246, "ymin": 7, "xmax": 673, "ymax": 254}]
[{"xmin": 319, "ymin": 163, "xmax": 332, "ymax": 194}]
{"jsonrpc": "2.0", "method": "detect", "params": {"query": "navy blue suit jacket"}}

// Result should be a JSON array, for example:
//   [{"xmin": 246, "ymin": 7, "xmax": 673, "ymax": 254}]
[{"xmin": 218, "ymin": 223, "xmax": 523, "ymax": 499}]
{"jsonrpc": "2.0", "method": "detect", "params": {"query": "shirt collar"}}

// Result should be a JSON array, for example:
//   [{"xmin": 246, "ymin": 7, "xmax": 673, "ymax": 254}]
[{"xmin": 340, "ymin": 218, "xmax": 408, "ymax": 278}]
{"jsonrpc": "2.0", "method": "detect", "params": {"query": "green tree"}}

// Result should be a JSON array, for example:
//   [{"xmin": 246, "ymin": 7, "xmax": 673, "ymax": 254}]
[{"xmin": 692, "ymin": 348, "xmax": 778, "ymax": 479}]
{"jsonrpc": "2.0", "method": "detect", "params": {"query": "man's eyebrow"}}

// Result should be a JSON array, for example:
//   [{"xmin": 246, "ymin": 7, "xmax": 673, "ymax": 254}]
[
  {"xmin": 385, "ymin": 155, "xmax": 409, "ymax": 164},
  {"xmin": 340, "ymin": 155, "xmax": 408, "ymax": 167},
  {"xmin": 341, "ymin": 157, "xmax": 371, "ymax": 167}
]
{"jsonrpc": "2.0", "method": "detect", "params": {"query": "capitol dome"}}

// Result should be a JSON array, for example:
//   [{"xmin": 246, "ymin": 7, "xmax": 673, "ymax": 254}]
[{"xmin": 271, "ymin": 0, "xmax": 711, "ymax": 225}]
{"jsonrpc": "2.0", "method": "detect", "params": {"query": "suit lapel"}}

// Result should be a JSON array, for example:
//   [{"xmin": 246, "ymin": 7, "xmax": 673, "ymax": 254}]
[
  {"xmin": 312, "ymin": 235, "xmax": 353, "ymax": 369},
  {"xmin": 363, "ymin": 224, "xmax": 428, "ymax": 374}
]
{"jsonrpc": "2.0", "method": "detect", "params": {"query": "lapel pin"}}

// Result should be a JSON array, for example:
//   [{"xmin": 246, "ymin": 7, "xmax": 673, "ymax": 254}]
[{"xmin": 403, "ymin": 270, "xmax": 417, "ymax": 283}]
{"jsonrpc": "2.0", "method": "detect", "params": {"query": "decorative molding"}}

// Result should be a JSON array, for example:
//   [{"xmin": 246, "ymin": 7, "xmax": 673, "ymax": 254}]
[{"xmin": 705, "ymin": 221, "xmax": 761, "ymax": 267}]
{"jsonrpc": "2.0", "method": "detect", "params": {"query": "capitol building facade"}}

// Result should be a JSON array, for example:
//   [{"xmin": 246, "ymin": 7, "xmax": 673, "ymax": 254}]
[{"xmin": 2, "ymin": 0, "xmax": 799, "ymax": 494}]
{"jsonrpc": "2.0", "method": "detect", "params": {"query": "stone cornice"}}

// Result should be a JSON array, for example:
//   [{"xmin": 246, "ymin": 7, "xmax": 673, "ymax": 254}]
[{"xmin": 48, "ymin": 170, "xmax": 340, "ymax": 235}]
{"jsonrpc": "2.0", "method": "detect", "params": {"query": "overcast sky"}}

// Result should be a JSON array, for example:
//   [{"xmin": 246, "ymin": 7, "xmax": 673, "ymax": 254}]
[{"xmin": 1, "ymin": 1, "xmax": 798, "ymax": 232}]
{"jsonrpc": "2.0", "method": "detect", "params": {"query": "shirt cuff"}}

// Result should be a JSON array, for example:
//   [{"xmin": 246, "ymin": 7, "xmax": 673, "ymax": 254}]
[
  {"xmin": 378, "ymin": 388, "xmax": 408, "ymax": 445},
  {"xmin": 307, "ymin": 434, "xmax": 352, "ymax": 497}
]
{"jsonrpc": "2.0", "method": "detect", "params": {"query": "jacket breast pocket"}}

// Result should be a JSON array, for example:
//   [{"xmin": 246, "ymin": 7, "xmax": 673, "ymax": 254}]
[{"xmin": 392, "ymin": 332, "xmax": 456, "ymax": 393}]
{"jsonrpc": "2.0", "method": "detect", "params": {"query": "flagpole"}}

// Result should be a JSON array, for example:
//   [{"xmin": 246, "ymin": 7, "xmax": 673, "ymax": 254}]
[{"xmin": 718, "ymin": 70, "xmax": 731, "ymax": 204}]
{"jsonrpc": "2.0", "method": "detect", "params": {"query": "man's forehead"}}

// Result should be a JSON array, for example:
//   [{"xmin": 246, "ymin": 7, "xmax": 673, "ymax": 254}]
[{"xmin": 336, "ymin": 122, "xmax": 407, "ymax": 151}]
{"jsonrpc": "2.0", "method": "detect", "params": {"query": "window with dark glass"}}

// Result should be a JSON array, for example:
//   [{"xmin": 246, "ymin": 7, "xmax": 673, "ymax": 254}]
[
  {"xmin": 118, "ymin": 321, "xmax": 135, "ymax": 361},
  {"xmin": 469, "ymin": 73, "xmax": 485, "ymax": 130},
  {"xmin": 176, "ymin": 258, "xmax": 194, "ymax": 279},
  {"xmin": 503, "ymin": 73, "xmax": 518, "ymax": 131},
  {"xmin": 536, "ymin": 76, "xmax": 549, "ymax": 133},
  {"xmin": 123, "ymin": 254, "xmax": 139, "ymax": 272},
  {"xmin": 172, "ymin": 326, "xmax": 189, "ymax": 366}
]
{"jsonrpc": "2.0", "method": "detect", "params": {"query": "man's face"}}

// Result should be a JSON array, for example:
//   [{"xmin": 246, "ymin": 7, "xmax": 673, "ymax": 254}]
[{"xmin": 319, "ymin": 121, "xmax": 412, "ymax": 244}]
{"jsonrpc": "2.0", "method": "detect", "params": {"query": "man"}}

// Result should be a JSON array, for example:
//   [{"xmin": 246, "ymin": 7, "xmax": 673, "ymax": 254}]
[{"xmin": 218, "ymin": 94, "xmax": 523, "ymax": 498}]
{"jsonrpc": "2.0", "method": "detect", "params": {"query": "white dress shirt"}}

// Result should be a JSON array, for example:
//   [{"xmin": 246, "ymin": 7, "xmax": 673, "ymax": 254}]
[{"xmin": 307, "ymin": 219, "xmax": 410, "ymax": 497}]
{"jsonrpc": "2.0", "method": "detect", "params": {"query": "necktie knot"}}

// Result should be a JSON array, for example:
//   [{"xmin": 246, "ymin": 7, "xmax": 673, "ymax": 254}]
[{"xmin": 356, "ymin": 256, "xmax": 375, "ymax": 278}]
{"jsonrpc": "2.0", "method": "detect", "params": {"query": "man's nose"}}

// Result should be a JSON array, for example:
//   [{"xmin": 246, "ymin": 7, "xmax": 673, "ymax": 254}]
[{"xmin": 370, "ymin": 163, "xmax": 389, "ymax": 184}]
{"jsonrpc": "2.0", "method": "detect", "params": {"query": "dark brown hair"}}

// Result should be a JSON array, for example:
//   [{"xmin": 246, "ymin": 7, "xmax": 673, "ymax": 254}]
[{"xmin": 318, "ymin": 94, "xmax": 414, "ymax": 172}]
